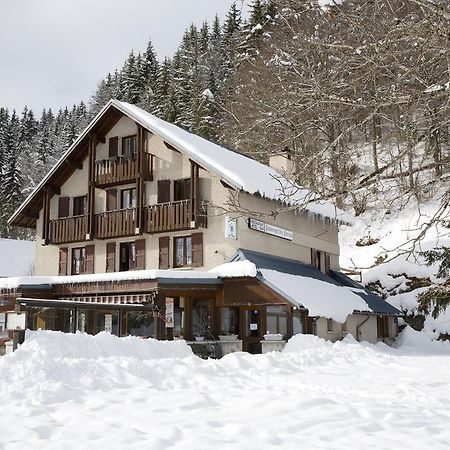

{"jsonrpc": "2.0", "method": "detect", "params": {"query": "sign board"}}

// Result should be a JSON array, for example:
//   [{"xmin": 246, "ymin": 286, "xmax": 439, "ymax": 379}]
[
  {"xmin": 165, "ymin": 298, "xmax": 174, "ymax": 328},
  {"xmin": 224, "ymin": 216, "xmax": 237, "ymax": 239},
  {"xmin": 248, "ymin": 218, "xmax": 293, "ymax": 241},
  {"xmin": 6, "ymin": 311, "xmax": 27, "ymax": 331},
  {"xmin": 104, "ymin": 314, "xmax": 113, "ymax": 333}
]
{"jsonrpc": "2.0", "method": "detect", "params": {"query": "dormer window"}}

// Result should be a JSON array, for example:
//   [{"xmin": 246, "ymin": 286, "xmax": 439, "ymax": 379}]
[{"xmin": 122, "ymin": 135, "xmax": 137, "ymax": 157}]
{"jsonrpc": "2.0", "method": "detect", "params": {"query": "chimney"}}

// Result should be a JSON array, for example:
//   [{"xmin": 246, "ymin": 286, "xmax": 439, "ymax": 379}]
[{"xmin": 269, "ymin": 147, "xmax": 295, "ymax": 179}]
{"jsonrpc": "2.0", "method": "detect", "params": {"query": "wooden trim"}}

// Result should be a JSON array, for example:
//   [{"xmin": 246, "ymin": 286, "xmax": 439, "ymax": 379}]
[
  {"xmin": 86, "ymin": 138, "xmax": 96, "ymax": 239},
  {"xmin": 136, "ymin": 125, "xmax": 145, "ymax": 233},
  {"xmin": 42, "ymin": 188, "xmax": 51, "ymax": 244}
]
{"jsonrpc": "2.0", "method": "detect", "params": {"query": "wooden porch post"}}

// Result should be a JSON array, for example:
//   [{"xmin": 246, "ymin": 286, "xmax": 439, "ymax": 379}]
[
  {"xmin": 86, "ymin": 137, "xmax": 96, "ymax": 240},
  {"xmin": 135, "ymin": 124, "xmax": 145, "ymax": 234},
  {"xmin": 42, "ymin": 187, "xmax": 51, "ymax": 245},
  {"xmin": 190, "ymin": 160, "xmax": 199, "ymax": 226}
]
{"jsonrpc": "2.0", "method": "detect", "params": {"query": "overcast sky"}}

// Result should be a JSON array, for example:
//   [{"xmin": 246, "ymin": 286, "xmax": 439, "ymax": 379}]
[{"xmin": 0, "ymin": 0, "xmax": 248, "ymax": 114}]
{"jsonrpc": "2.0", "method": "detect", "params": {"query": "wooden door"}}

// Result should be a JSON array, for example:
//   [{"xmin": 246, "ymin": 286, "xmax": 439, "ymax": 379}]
[{"xmin": 240, "ymin": 307, "xmax": 266, "ymax": 354}]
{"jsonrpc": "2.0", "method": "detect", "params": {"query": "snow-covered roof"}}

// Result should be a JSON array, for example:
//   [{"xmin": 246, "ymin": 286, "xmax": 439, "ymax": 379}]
[
  {"xmin": 0, "ymin": 239, "xmax": 35, "ymax": 277},
  {"xmin": 9, "ymin": 99, "xmax": 353, "ymax": 227}
]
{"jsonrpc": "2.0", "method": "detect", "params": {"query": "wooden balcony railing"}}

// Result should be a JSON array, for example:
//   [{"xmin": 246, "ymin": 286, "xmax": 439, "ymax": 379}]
[
  {"xmin": 95, "ymin": 153, "xmax": 154, "ymax": 188},
  {"xmin": 49, "ymin": 215, "xmax": 87, "ymax": 244},
  {"xmin": 144, "ymin": 199, "xmax": 208, "ymax": 233},
  {"xmin": 95, "ymin": 208, "xmax": 137, "ymax": 239}
]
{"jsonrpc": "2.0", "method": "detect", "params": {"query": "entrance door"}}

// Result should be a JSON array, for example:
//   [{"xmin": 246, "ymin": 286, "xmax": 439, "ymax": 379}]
[{"xmin": 242, "ymin": 308, "xmax": 265, "ymax": 354}]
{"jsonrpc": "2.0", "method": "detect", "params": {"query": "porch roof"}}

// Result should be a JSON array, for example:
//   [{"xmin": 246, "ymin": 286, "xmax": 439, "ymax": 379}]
[{"xmin": 230, "ymin": 249, "xmax": 402, "ymax": 320}]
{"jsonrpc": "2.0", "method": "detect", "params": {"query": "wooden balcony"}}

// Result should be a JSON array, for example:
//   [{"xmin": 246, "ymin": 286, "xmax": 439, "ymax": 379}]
[
  {"xmin": 144, "ymin": 199, "xmax": 207, "ymax": 233},
  {"xmin": 95, "ymin": 208, "xmax": 137, "ymax": 239},
  {"xmin": 49, "ymin": 215, "xmax": 87, "ymax": 244},
  {"xmin": 95, "ymin": 153, "xmax": 154, "ymax": 188}
]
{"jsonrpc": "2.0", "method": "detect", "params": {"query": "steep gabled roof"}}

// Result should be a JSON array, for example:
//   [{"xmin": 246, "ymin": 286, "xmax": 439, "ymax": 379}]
[{"xmin": 9, "ymin": 99, "xmax": 353, "ymax": 228}]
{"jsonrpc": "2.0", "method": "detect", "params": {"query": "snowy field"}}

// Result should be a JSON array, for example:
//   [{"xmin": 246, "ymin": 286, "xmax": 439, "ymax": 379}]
[{"xmin": 1, "ymin": 331, "xmax": 450, "ymax": 449}]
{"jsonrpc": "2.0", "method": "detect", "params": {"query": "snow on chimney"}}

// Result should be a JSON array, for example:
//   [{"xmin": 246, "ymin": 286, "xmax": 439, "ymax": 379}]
[{"xmin": 269, "ymin": 147, "xmax": 295, "ymax": 179}]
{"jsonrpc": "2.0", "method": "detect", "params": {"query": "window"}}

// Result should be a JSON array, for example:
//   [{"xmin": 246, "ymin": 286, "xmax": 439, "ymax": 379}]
[
  {"xmin": 377, "ymin": 316, "xmax": 389, "ymax": 339},
  {"xmin": 121, "ymin": 188, "xmax": 136, "ymax": 209},
  {"xmin": 327, "ymin": 318, "xmax": 334, "ymax": 333},
  {"xmin": 174, "ymin": 236, "xmax": 192, "ymax": 267},
  {"xmin": 311, "ymin": 249, "xmax": 331, "ymax": 274},
  {"xmin": 174, "ymin": 178, "xmax": 191, "ymax": 202},
  {"xmin": 122, "ymin": 135, "xmax": 137, "ymax": 157},
  {"xmin": 191, "ymin": 299, "xmax": 211, "ymax": 338},
  {"xmin": 293, "ymin": 309, "xmax": 304, "ymax": 335},
  {"xmin": 173, "ymin": 297, "xmax": 185, "ymax": 338},
  {"xmin": 121, "ymin": 311, "xmax": 155, "ymax": 338},
  {"xmin": 220, "ymin": 307, "xmax": 239, "ymax": 335},
  {"xmin": 71, "ymin": 247, "xmax": 86, "ymax": 275},
  {"xmin": 119, "ymin": 242, "xmax": 136, "ymax": 271},
  {"xmin": 73, "ymin": 196, "xmax": 86, "ymax": 216},
  {"xmin": 0, "ymin": 313, "xmax": 6, "ymax": 336},
  {"xmin": 266, "ymin": 306, "xmax": 287, "ymax": 335}
]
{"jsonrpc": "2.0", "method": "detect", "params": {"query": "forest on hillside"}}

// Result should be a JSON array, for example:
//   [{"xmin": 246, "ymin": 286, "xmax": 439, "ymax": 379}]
[{"xmin": 0, "ymin": 0, "xmax": 449, "ymax": 242}]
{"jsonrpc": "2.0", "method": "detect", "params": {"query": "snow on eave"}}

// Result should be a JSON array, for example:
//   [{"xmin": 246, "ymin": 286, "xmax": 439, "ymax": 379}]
[{"xmin": 8, "ymin": 100, "xmax": 118, "ymax": 227}]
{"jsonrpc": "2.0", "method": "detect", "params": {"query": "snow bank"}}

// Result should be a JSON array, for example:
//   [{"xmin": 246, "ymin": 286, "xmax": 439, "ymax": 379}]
[
  {"xmin": 260, "ymin": 268, "xmax": 371, "ymax": 322},
  {"xmin": 209, "ymin": 260, "xmax": 257, "ymax": 278},
  {"xmin": 394, "ymin": 326, "xmax": 450, "ymax": 354}
]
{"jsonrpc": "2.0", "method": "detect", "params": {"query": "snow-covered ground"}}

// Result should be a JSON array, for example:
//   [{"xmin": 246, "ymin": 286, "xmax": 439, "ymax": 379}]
[{"xmin": 1, "ymin": 330, "xmax": 450, "ymax": 449}]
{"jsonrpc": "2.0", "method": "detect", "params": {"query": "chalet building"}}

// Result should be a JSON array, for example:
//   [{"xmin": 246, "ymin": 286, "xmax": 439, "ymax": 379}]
[{"xmin": 1, "ymin": 100, "xmax": 401, "ymax": 355}]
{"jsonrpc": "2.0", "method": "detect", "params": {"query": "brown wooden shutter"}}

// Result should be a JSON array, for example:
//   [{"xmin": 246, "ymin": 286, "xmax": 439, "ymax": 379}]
[
  {"xmin": 157, "ymin": 180, "xmax": 171, "ymax": 203},
  {"xmin": 84, "ymin": 245, "xmax": 95, "ymax": 274},
  {"xmin": 106, "ymin": 189, "xmax": 117, "ymax": 211},
  {"xmin": 191, "ymin": 233, "xmax": 203, "ymax": 267},
  {"xmin": 106, "ymin": 242, "xmax": 116, "ymax": 273},
  {"xmin": 159, "ymin": 236, "xmax": 170, "ymax": 269},
  {"xmin": 109, "ymin": 137, "xmax": 118, "ymax": 158},
  {"xmin": 135, "ymin": 239, "xmax": 146, "ymax": 270},
  {"xmin": 58, "ymin": 197, "xmax": 70, "ymax": 218},
  {"xmin": 58, "ymin": 247, "xmax": 68, "ymax": 276}
]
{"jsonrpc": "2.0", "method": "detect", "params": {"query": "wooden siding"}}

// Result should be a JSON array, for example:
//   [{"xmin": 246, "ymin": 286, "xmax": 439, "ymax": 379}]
[{"xmin": 95, "ymin": 152, "xmax": 154, "ymax": 188}]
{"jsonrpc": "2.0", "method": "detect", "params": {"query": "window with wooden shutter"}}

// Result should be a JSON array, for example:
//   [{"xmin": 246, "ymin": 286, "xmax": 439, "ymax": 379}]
[
  {"xmin": 159, "ymin": 237, "xmax": 170, "ymax": 269},
  {"xmin": 84, "ymin": 245, "xmax": 95, "ymax": 274},
  {"xmin": 58, "ymin": 197, "xmax": 70, "ymax": 218},
  {"xmin": 157, "ymin": 180, "xmax": 171, "ymax": 204},
  {"xmin": 59, "ymin": 247, "xmax": 68, "ymax": 276},
  {"xmin": 109, "ymin": 137, "xmax": 118, "ymax": 158},
  {"xmin": 106, "ymin": 242, "xmax": 116, "ymax": 273},
  {"xmin": 135, "ymin": 239, "xmax": 146, "ymax": 270},
  {"xmin": 191, "ymin": 233, "xmax": 203, "ymax": 267},
  {"xmin": 106, "ymin": 189, "xmax": 117, "ymax": 211}
]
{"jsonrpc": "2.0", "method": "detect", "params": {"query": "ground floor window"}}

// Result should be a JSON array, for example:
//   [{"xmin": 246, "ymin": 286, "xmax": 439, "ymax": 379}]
[
  {"xmin": 77, "ymin": 309, "xmax": 119, "ymax": 336},
  {"xmin": 220, "ymin": 307, "xmax": 239, "ymax": 335},
  {"xmin": 377, "ymin": 316, "xmax": 389, "ymax": 339},
  {"xmin": 292, "ymin": 309, "xmax": 304, "ymax": 335},
  {"xmin": 0, "ymin": 313, "xmax": 6, "ymax": 337},
  {"xmin": 266, "ymin": 306, "xmax": 287, "ymax": 336},
  {"xmin": 26, "ymin": 307, "xmax": 75, "ymax": 333},
  {"xmin": 191, "ymin": 299, "xmax": 211, "ymax": 338},
  {"xmin": 121, "ymin": 311, "xmax": 156, "ymax": 338}
]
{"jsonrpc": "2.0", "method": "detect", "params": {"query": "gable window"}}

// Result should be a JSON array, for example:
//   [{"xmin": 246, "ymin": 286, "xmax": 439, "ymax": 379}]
[
  {"xmin": 122, "ymin": 135, "xmax": 137, "ymax": 157},
  {"xmin": 72, "ymin": 247, "xmax": 86, "ymax": 275},
  {"xmin": 121, "ymin": 188, "xmax": 136, "ymax": 209},
  {"xmin": 73, "ymin": 196, "xmax": 86, "ymax": 216},
  {"xmin": 174, "ymin": 236, "xmax": 192, "ymax": 267},
  {"xmin": 120, "ymin": 242, "xmax": 137, "ymax": 271},
  {"xmin": 174, "ymin": 178, "xmax": 191, "ymax": 202}
]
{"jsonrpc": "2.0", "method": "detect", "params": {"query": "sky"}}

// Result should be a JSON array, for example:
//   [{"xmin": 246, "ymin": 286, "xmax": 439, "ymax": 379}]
[{"xmin": 0, "ymin": 0, "xmax": 248, "ymax": 114}]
